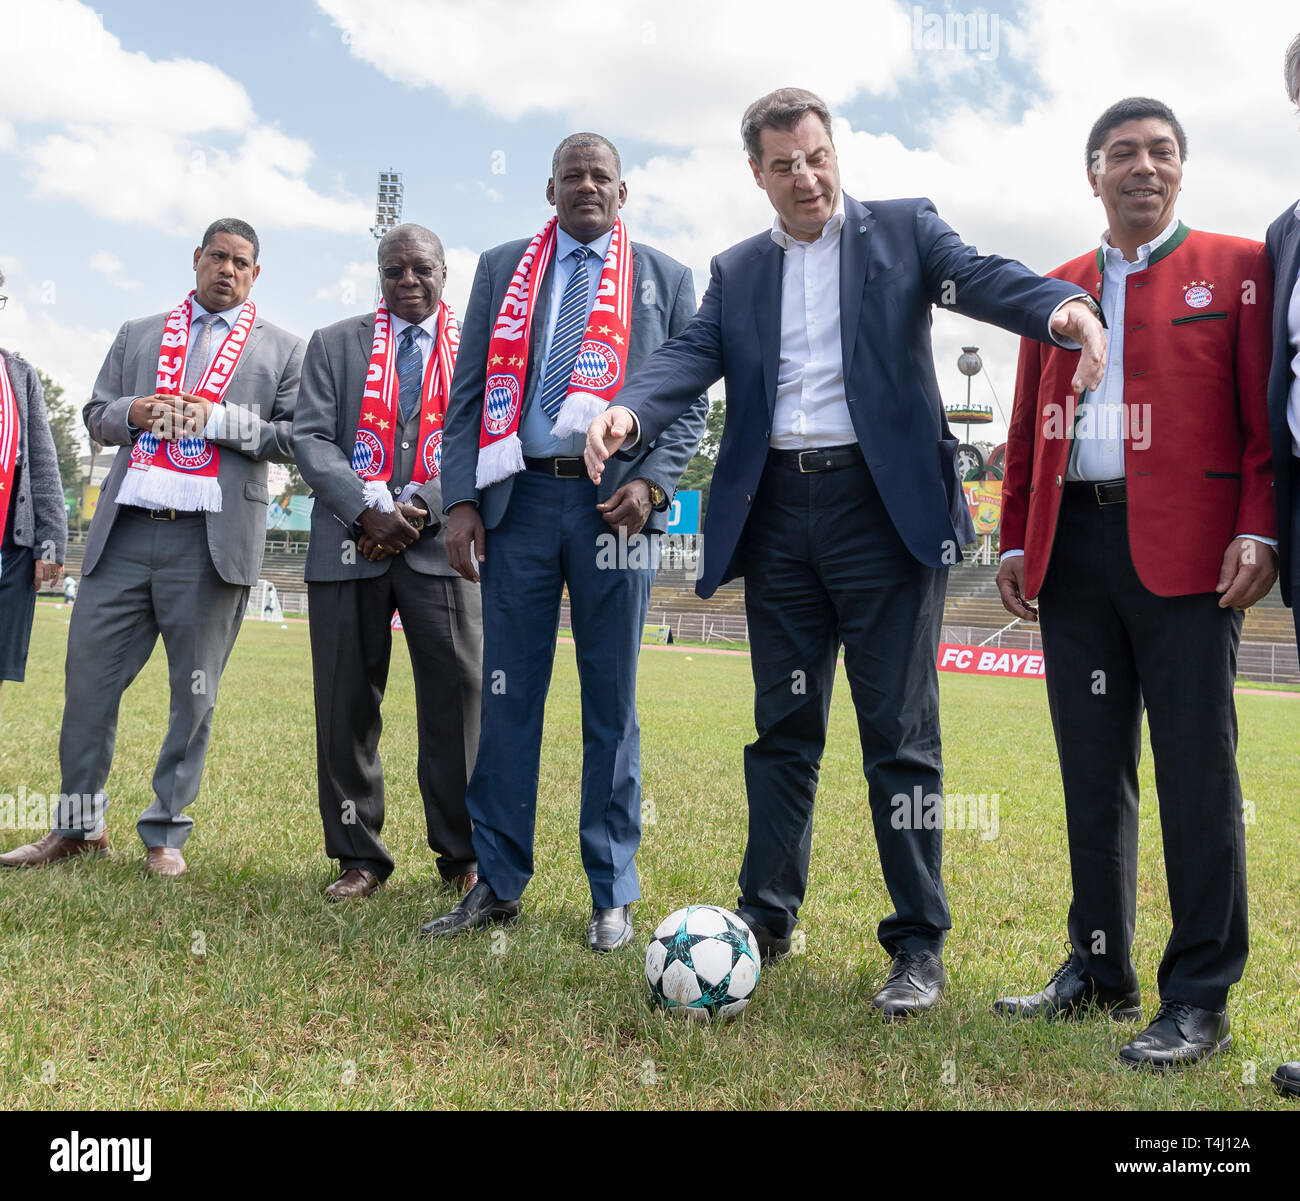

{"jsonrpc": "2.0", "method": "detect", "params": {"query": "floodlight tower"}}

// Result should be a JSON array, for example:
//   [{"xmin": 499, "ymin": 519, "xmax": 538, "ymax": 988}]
[{"xmin": 370, "ymin": 170, "xmax": 404, "ymax": 306}]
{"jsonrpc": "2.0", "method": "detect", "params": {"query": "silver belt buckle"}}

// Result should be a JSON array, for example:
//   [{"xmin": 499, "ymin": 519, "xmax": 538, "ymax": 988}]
[{"xmin": 797, "ymin": 450, "xmax": 819, "ymax": 473}]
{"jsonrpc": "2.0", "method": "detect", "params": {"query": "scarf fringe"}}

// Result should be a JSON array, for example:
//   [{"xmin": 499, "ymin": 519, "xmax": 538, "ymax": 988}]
[
  {"xmin": 361, "ymin": 480, "xmax": 395, "ymax": 513},
  {"xmin": 115, "ymin": 467, "xmax": 222, "ymax": 512},
  {"xmin": 475, "ymin": 433, "xmax": 525, "ymax": 489},
  {"xmin": 550, "ymin": 390, "xmax": 608, "ymax": 440}
]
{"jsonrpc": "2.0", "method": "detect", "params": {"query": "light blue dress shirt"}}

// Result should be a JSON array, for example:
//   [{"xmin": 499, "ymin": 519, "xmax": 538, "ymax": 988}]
[{"xmin": 519, "ymin": 225, "xmax": 615, "ymax": 457}]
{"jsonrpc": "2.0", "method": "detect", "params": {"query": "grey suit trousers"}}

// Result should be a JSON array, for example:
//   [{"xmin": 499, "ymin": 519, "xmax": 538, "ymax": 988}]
[{"xmin": 56, "ymin": 509, "xmax": 248, "ymax": 846}]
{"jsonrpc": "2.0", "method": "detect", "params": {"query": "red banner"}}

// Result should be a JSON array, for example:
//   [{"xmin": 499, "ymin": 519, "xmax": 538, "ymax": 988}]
[{"xmin": 938, "ymin": 643, "xmax": 1045, "ymax": 678}]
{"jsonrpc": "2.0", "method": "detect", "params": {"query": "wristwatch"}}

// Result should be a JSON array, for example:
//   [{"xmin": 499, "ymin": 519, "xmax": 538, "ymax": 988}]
[
  {"xmin": 642, "ymin": 480, "xmax": 667, "ymax": 510},
  {"xmin": 1076, "ymin": 294, "xmax": 1102, "ymax": 320}
]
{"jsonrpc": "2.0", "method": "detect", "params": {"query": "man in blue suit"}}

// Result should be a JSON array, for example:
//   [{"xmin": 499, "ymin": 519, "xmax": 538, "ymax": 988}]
[
  {"xmin": 587, "ymin": 88, "xmax": 1106, "ymax": 1014},
  {"xmin": 423, "ymin": 133, "xmax": 707, "ymax": 951},
  {"xmin": 1264, "ymin": 30, "xmax": 1300, "ymax": 1102}
]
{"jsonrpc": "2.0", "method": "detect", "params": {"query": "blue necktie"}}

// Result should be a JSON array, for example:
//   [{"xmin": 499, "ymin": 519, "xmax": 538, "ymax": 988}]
[
  {"xmin": 184, "ymin": 312, "xmax": 221, "ymax": 392},
  {"xmin": 397, "ymin": 326, "xmax": 423, "ymax": 424},
  {"xmin": 538, "ymin": 247, "xmax": 592, "ymax": 420}
]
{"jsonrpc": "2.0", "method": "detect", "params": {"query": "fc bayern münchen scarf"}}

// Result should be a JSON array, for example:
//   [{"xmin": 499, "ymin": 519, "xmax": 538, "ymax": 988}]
[
  {"xmin": 353, "ymin": 299, "xmax": 459, "ymax": 513},
  {"xmin": 476, "ymin": 216, "xmax": 632, "ymax": 488},
  {"xmin": 0, "ymin": 352, "xmax": 19, "ymax": 567},
  {"xmin": 115, "ymin": 290, "xmax": 256, "ymax": 513}
]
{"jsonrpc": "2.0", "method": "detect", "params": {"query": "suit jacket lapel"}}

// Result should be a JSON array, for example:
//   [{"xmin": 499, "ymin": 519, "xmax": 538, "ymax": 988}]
[
  {"xmin": 753, "ymin": 239, "xmax": 783, "ymax": 418},
  {"xmin": 840, "ymin": 197, "xmax": 874, "ymax": 382},
  {"xmin": 354, "ymin": 313, "xmax": 374, "ymax": 363},
  {"xmin": 1275, "ymin": 215, "xmax": 1300, "ymax": 359}
]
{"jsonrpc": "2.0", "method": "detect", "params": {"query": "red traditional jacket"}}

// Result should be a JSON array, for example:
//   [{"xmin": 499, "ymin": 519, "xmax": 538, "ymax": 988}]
[{"xmin": 1002, "ymin": 225, "xmax": 1274, "ymax": 598}]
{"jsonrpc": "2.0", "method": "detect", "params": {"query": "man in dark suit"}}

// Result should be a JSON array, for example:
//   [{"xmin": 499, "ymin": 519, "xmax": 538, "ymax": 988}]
[
  {"xmin": 424, "ymin": 133, "xmax": 707, "ymax": 951},
  {"xmin": 586, "ymin": 88, "xmax": 1105, "ymax": 1013},
  {"xmin": 1265, "ymin": 33, "xmax": 1300, "ymax": 1101},
  {"xmin": 0, "ymin": 218, "xmax": 303, "ymax": 878},
  {"xmin": 0, "ymin": 267, "xmax": 67, "ymax": 702},
  {"xmin": 294, "ymin": 223, "xmax": 481, "ymax": 902},
  {"xmin": 996, "ymin": 98, "xmax": 1275, "ymax": 1069}
]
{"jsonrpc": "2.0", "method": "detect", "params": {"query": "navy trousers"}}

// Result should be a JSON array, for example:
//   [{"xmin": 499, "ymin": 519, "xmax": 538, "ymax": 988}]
[
  {"xmin": 465, "ymin": 469, "xmax": 654, "ymax": 908},
  {"xmin": 738, "ymin": 457, "xmax": 951, "ymax": 955}
]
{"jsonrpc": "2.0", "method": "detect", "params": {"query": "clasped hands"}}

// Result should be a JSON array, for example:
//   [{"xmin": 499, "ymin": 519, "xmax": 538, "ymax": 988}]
[
  {"xmin": 357, "ymin": 502, "xmax": 428, "ymax": 562},
  {"xmin": 128, "ymin": 393, "xmax": 214, "ymax": 442}
]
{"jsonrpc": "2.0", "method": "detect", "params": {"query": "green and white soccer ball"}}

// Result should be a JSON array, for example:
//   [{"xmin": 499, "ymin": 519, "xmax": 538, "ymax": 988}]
[{"xmin": 645, "ymin": 905, "xmax": 761, "ymax": 1021}]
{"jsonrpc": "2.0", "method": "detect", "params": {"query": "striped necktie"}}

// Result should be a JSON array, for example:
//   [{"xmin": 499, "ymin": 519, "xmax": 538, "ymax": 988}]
[
  {"xmin": 183, "ymin": 312, "xmax": 222, "ymax": 392},
  {"xmin": 397, "ymin": 325, "xmax": 423, "ymax": 423},
  {"xmin": 538, "ymin": 246, "xmax": 592, "ymax": 420}
]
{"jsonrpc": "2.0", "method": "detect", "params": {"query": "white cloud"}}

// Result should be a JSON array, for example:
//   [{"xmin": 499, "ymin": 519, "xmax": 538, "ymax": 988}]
[
  {"xmin": 314, "ymin": 259, "xmax": 377, "ymax": 308},
  {"xmin": 317, "ymin": 0, "xmax": 918, "ymax": 147},
  {"xmin": 3, "ymin": 0, "xmax": 253, "ymax": 132},
  {"xmin": 0, "ymin": 297, "xmax": 116, "ymax": 419},
  {"xmin": 88, "ymin": 251, "xmax": 140, "ymax": 291},
  {"xmin": 310, "ymin": 246, "xmax": 479, "ymax": 325},
  {"xmin": 2, "ymin": 0, "xmax": 368, "ymax": 236}
]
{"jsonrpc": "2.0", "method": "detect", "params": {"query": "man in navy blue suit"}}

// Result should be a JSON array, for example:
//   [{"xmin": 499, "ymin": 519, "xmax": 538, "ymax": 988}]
[
  {"xmin": 587, "ymin": 88, "xmax": 1106, "ymax": 1015},
  {"xmin": 423, "ymin": 133, "xmax": 707, "ymax": 952},
  {"xmin": 1264, "ymin": 31, "xmax": 1300, "ymax": 1102}
]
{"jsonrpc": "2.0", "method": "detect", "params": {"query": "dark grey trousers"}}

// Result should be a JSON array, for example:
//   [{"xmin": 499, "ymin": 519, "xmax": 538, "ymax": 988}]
[
  {"xmin": 308, "ymin": 558, "xmax": 481, "ymax": 882},
  {"xmin": 57, "ymin": 509, "xmax": 248, "ymax": 847}
]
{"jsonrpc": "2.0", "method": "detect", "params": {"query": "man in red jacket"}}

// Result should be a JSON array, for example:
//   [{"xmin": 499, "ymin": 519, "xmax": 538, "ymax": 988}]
[{"xmin": 993, "ymin": 98, "xmax": 1276, "ymax": 1069}]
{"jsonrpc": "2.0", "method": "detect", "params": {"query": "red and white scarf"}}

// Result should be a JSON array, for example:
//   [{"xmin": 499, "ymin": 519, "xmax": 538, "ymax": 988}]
[
  {"xmin": 115, "ymin": 290, "xmax": 256, "ymax": 513},
  {"xmin": 0, "ymin": 352, "xmax": 19, "ymax": 556},
  {"xmin": 353, "ymin": 299, "xmax": 459, "ymax": 512},
  {"xmin": 476, "ymin": 216, "xmax": 633, "ymax": 488}
]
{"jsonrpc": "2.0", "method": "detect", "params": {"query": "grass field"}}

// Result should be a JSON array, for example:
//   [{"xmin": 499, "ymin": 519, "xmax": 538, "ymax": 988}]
[{"xmin": 0, "ymin": 602, "xmax": 1297, "ymax": 1110}]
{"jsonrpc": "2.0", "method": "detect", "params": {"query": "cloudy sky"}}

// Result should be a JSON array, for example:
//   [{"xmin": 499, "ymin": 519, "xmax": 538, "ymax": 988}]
[{"xmin": 3, "ymin": 0, "xmax": 1299, "ymax": 445}]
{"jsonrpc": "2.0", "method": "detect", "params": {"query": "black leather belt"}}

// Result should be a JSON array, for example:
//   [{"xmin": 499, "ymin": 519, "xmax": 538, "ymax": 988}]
[
  {"xmin": 125, "ymin": 505, "xmax": 202, "ymax": 521},
  {"xmin": 1065, "ymin": 478, "xmax": 1127, "ymax": 506},
  {"xmin": 767, "ymin": 444, "xmax": 864, "ymax": 473},
  {"xmin": 524, "ymin": 456, "xmax": 585, "ymax": 479}
]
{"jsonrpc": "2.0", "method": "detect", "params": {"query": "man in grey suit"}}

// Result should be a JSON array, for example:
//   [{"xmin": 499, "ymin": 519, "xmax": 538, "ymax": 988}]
[
  {"xmin": 421, "ymin": 133, "xmax": 707, "ymax": 951},
  {"xmin": 0, "ymin": 218, "xmax": 302, "ymax": 878},
  {"xmin": 0, "ymin": 267, "xmax": 67, "ymax": 699},
  {"xmin": 294, "ymin": 223, "xmax": 482, "ymax": 901}
]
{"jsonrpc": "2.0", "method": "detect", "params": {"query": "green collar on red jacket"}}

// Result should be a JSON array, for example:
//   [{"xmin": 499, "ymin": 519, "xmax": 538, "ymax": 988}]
[{"xmin": 1094, "ymin": 220, "xmax": 1191, "ymax": 276}]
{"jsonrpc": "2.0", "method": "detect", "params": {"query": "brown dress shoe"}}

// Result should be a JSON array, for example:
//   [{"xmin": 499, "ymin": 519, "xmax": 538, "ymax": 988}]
[
  {"xmin": 0, "ymin": 831, "xmax": 109, "ymax": 867},
  {"xmin": 449, "ymin": 871, "xmax": 478, "ymax": 896},
  {"xmin": 325, "ymin": 868, "xmax": 380, "ymax": 900},
  {"xmin": 144, "ymin": 847, "xmax": 187, "ymax": 878}
]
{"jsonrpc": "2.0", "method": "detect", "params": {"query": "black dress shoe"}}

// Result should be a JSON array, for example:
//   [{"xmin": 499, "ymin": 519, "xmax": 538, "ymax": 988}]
[
  {"xmin": 419, "ymin": 880, "xmax": 521, "ymax": 939},
  {"xmin": 587, "ymin": 905, "xmax": 633, "ymax": 953},
  {"xmin": 992, "ymin": 949, "xmax": 1142, "ymax": 1021},
  {"xmin": 734, "ymin": 908, "xmax": 791, "ymax": 963},
  {"xmin": 1118, "ymin": 1000, "xmax": 1231, "ymax": 1070},
  {"xmin": 872, "ymin": 951, "xmax": 945, "ymax": 1020},
  {"xmin": 1271, "ymin": 1062, "xmax": 1300, "ymax": 1098}
]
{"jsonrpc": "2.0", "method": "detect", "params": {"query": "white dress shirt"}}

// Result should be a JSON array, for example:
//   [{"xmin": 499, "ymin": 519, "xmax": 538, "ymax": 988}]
[
  {"xmin": 769, "ymin": 195, "xmax": 855, "ymax": 449},
  {"xmin": 1068, "ymin": 218, "xmax": 1180, "ymax": 482},
  {"xmin": 389, "ymin": 309, "xmax": 438, "ymax": 360}
]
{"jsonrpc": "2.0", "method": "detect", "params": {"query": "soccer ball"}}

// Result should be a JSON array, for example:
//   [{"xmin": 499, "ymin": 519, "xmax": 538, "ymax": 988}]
[{"xmin": 645, "ymin": 905, "xmax": 761, "ymax": 1021}]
